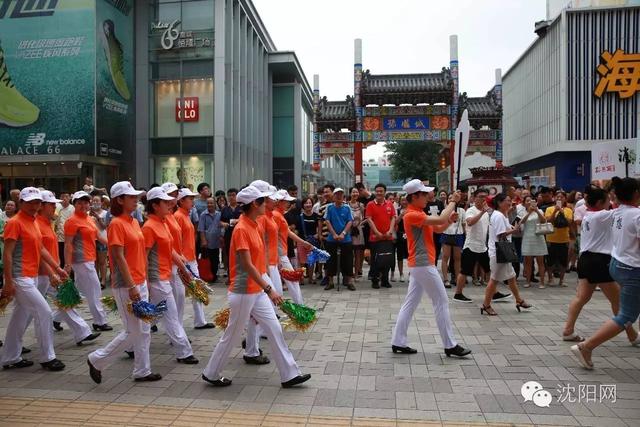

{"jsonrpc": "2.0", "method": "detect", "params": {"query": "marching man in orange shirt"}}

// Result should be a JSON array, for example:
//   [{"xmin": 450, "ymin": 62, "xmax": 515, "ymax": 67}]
[
  {"xmin": 1, "ymin": 187, "xmax": 69, "ymax": 371},
  {"xmin": 202, "ymin": 185, "xmax": 310, "ymax": 388},
  {"xmin": 390, "ymin": 180, "xmax": 472, "ymax": 358}
]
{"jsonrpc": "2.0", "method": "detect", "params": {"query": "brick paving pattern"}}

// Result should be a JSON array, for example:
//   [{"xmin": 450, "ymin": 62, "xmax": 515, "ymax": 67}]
[{"xmin": 1, "ymin": 270, "xmax": 640, "ymax": 426}]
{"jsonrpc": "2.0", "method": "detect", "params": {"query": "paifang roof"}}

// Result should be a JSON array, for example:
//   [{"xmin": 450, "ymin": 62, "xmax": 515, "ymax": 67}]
[
  {"xmin": 465, "ymin": 97, "xmax": 501, "ymax": 118},
  {"xmin": 363, "ymin": 71, "xmax": 452, "ymax": 94},
  {"xmin": 318, "ymin": 100, "xmax": 353, "ymax": 121}
]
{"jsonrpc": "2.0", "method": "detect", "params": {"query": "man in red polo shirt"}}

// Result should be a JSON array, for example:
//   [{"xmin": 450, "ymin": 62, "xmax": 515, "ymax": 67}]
[{"xmin": 365, "ymin": 183, "xmax": 396, "ymax": 289}]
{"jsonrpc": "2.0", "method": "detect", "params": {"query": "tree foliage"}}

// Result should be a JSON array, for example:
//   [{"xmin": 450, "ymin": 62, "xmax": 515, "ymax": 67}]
[{"xmin": 386, "ymin": 141, "xmax": 441, "ymax": 183}]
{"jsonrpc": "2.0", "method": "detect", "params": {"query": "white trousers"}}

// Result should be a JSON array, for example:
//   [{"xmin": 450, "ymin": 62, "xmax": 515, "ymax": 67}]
[
  {"xmin": 1, "ymin": 277, "xmax": 56, "ymax": 364},
  {"xmin": 171, "ymin": 265, "xmax": 186, "ymax": 325},
  {"xmin": 279, "ymin": 255, "xmax": 303, "ymax": 305},
  {"xmin": 245, "ymin": 272, "xmax": 276, "ymax": 357},
  {"xmin": 30, "ymin": 276, "xmax": 92, "ymax": 342},
  {"xmin": 269, "ymin": 265, "xmax": 284, "ymax": 295},
  {"xmin": 148, "ymin": 280, "xmax": 193, "ymax": 359},
  {"xmin": 391, "ymin": 266, "xmax": 457, "ymax": 349},
  {"xmin": 184, "ymin": 260, "xmax": 207, "ymax": 327},
  {"xmin": 73, "ymin": 262, "xmax": 108, "ymax": 326},
  {"xmin": 203, "ymin": 290, "xmax": 300, "ymax": 383},
  {"xmin": 88, "ymin": 283, "xmax": 152, "ymax": 379}
]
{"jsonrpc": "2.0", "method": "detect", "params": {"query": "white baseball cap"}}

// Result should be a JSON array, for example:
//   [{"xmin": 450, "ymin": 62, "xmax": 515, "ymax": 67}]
[
  {"xmin": 146, "ymin": 187, "xmax": 175, "ymax": 202},
  {"xmin": 236, "ymin": 185, "xmax": 272, "ymax": 205},
  {"xmin": 249, "ymin": 180, "xmax": 271, "ymax": 192},
  {"xmin": 71, "ymin": 190, "xmax": 91, "ymax": 202},
  {"xmin": 403, "ymin": 179, "xmax": 435, "ymax": 195},
  {"xmin": 333, "ymin": 187, "xmax": 345, "ymax": 194},
  {"xmin": 267, "ymin": 185, "xmax": 278, "ymax": 200},
  {"xmin": 110, "ymin": 181, "xmax": 143, "ymax": 199},
  {"xmin": 275, "ymin": 189, "xmax": 295, "ymax": 202},
  {"xmin": 19, "ymin": 187, "xmax": 42, "ymax": 202},
  {"xmin": 177, "ymin": 188, "xmax": 198, "ymax": 200},
  {"xmin": 161, "ymin": 182, "xmax": 179, "ymax": 194},
  {"xmin": 40, "ymin": 190, "xmax": 62, "ymax": 204}
]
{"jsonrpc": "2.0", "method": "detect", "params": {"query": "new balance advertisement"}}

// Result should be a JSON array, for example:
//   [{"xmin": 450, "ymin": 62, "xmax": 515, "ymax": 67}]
[
  {"xmin": 96, "ymin": 0, "xmax": 133, "ymax": 160},
  {"xmin": 0, "ymin": 0, "xmax": 95, "ymax": 156}
]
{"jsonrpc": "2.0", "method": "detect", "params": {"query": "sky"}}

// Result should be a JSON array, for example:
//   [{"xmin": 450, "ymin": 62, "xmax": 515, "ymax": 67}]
[{"xmin": 253, "ymin": 0, "xmax": 548, "ymax": 159}]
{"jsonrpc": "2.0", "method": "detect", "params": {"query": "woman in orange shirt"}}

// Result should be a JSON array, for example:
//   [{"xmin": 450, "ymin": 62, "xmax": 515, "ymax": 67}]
[
  {"xmin": 87, "ymin": 181, "xmax": 162, "ymax": 384},
  {"xmin": 202, "ymin": 185, "xmax": 310, "ymax": 388},
  {"xmin": 30, "ymin": 191, "xmax": 99, "ymax": 346},
  {"xmin": 0, "ymin": 188, "xmax": 68, "ymax": 371},
  {"xmin": 64, "ymin": 191, "xmax": 111, "ymax": 331},
  {"xmin": 142, "ymin": 187, "xmax": 198, "ymax": 364},
  {"xmin": 174, "ymin": 188, "xmax": 213, "ymax": 329}
]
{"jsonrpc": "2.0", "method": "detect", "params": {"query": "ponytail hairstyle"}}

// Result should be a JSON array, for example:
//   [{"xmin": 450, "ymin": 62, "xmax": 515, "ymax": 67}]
[
  {"xmin": 610, "ymin": 176, "xmax": 640, "ymax": 203},
  {"xmin": 492, "ymin": 193, "xmax": 507, "ymax": 210},
  {"xmin": 583, "ymin": 185, "xmax": 608, "ymax": 208}
]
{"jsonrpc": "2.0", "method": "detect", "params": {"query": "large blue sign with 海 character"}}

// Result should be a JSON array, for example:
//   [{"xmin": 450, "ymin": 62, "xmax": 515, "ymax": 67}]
[{"xmin": 382, "ymin": 117, "xmax": 430, "ymax": 130}]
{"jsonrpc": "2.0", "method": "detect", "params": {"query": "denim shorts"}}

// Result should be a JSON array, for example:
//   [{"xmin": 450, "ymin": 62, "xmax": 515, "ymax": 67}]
[{"xmin": 609, "ymin": 258, "xmax": 640, "ymax": 327}]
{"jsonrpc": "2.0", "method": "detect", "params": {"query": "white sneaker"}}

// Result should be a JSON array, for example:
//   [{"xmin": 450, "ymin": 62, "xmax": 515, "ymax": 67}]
[{"xmin": 399, "ymin": 275, "xmax": 405, "ymax": 282}]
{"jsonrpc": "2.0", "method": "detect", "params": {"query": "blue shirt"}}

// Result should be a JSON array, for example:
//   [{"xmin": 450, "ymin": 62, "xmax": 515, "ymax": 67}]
[
  {"xmin": 194, "ymin": 198, "xmax": 208, "ymax": 217},
  {"xmin": 324, "ymin": 203, "xmax": 353, "ymax": 243},
  {"xmin": 198, "ymin": 210, "xmax": 222, "ymax": 249}
]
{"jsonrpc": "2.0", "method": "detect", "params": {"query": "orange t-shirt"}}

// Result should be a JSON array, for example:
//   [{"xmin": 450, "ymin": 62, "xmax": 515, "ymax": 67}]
[
  {"xmin": 404, "ymin": 205, "xmax": 436, "ymax": 267},
  {"xmin": 228, "ymin": 215, "xmax": 267, "ymax": 294},
  {"xmin": 142, "ymin": 215, "xmax": 173, "ymax": 282},
  {"xmin": 4, "ymin": 211, "xmax": 42, "ymax": 278},
  {"xmin": 174, "ymin": 208, "xmax": 195, "ymax": 261},
  {"xmin": 272, "ymin": 209, "xmax": 288, "ymax": 258},
  {"xmin": 64, "ymin": 211, "xmax": 98, "ymax": 263},
  {"xmin": 165, "ymin": 213, "xmax": 183, "ymax": 254},
  {"xmin": 257, "ymin": 211, "xmax": 279, "ymax": 266},
  {"xmin": 108, "ymin": 214, "xmax": 147, "ymax": 287},
  {"xmin": 36, "ymin": 215, "xmax": 59, "ymax": 274}
]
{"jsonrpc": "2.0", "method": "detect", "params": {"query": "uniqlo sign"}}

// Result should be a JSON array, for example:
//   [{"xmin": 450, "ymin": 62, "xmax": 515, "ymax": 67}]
[{"xmin": 175, "ymin": 97, "xmax": 199, "ymax": 122}]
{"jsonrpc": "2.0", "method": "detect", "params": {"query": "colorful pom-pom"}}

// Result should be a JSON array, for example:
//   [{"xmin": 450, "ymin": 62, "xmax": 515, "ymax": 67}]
[
  {"xmin": 100, "ymin": 295, "xmax": 118, "ymax": 313},
  {"xmin": 185, "ymin": 277, "xmax": 213, "ymax": 305},
  {"xmin": 280, "ymin": 267, "xmax": 305, "ymax": 282},
  {"xmin": 54, "ymin": 279, "xmax": 82, "ymax": 310},
  {"xmin": 213, "ymin": 307, "xmax": 230, "ymax": 329},
  {"xmin": 279, "ymin": 300, "xmax": 317, "ymax": 332},
  {"xmin": 306, "ymin": 247, "xmax": 330, "ymax": 267},
  {"xmin": 127, "ymin": 300, "xmax": 168, "ymax": 323}
]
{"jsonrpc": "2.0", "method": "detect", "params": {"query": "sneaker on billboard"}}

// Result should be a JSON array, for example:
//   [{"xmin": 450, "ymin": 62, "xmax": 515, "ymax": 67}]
[
  {"xmin": 0, "ymin": 44, "xmax": 40, "ymax": 127},
  {"xmin": 100, "ymin": 20, "xmax": 131, "ymax": 101}
]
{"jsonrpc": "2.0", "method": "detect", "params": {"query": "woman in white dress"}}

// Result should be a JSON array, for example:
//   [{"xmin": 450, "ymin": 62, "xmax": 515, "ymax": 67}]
[{"xmin": 520, "ymin": 195, "xmax": 548, "ymax": 289}]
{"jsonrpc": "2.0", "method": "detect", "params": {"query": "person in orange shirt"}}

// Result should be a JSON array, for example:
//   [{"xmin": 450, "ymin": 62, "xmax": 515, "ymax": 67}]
[
  {"xmin": 273, "ymin": 189, "xmax": 313, "ymax": 305},
  {"xmin": 27, "ymin": 191, "xmax": 99, "ymax": 346},
  {"xmin": 0, "ymin": 187, "xmax": 68, "ymax": 371},
  {"xmin": 87, "ymin": 181, "xmax": 162, "ymax": 384},
  {"xmin": 202, "ymin": 185, "xmax": 311, "ymax": 388},
  {"xmin": 142, "ymin": 187, "xmax": 197, "ymax": 364},
  {"xmin": 64, "ymin": 191, "xmax": 111, "ymax": 331},
  {"xmin": 174, "ymin": 187, "xmax": 214, "ymax": 329},
  {"xmin": 390, "ymin": 180, "xmax": 471, "ymax": 358}
]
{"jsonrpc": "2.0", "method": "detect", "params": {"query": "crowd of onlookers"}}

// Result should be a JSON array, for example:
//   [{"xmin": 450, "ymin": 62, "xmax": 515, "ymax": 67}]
[{"xmin": 0, "ymin": 177, "xmax": 587, "ymax": 296}]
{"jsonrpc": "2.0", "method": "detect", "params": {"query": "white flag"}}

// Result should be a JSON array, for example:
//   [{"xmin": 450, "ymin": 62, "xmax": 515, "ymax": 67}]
[{"xmin": 453, "ymin": 109, "xmax": 470, "ymax": 190}]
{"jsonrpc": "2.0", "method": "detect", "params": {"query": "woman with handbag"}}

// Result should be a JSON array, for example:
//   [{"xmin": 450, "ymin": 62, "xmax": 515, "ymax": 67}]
[
  {"xmin": 439, "ymin": 194, "xmax": 466, "ymax": 288},
  {"xmin": 520, "ymin": 195, "xmax": 548, "ymax": 289},
  {"xmin": 481, "ymin": 193, "xmax": 532, "ymax": 316}
]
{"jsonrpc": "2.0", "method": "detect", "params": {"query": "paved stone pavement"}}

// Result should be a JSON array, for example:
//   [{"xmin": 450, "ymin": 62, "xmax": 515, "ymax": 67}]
[{"xmin": 1, "ymin": 269, "xmax": 640, "ymax": 426}]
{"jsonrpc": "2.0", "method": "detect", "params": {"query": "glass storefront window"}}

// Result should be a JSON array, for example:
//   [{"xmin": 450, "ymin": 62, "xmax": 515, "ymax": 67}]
[
  {"xmin": 154, "ymin": 155, "xmax": 213, "ymax": 189},
  {"xmin": 153, "ymin": 78, "xmax": 214, "ymax": 138}
]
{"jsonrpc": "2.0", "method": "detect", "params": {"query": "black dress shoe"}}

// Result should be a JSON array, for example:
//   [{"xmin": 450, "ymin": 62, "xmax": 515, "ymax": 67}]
[
  {"xmin": 243, "ymin": 354, "xmax": 270, "ymax": 365},
  {"xmin": 87, "ymin": 359, "xmax": 101, "ymax": 384},
  {"xmin": 392, "ymin": 345, "xmax": 417, "ymax": 354},
  {"xmin": 53, "ymin": 321, "xmax": 63, "ymax": 331},
  {"xmin": 93, "ymin": 324, "xmax": 113, "ymax": 331},
  {"xmin": 444, "ymin": 344, "xmax": 472, "ymax": 358},
  {"xmin": 491, "ymin": 292, "xmax": 512, "ymax": 302},
  {"xmin": 177, "ymin": 355, "xmax": 199, "ymax": 364},
  {"xmin": 77, "ymin": 332, "xmax": 101, "ymax": 346},
  {"xmin": 241, "ymin": 339, "xmax": 263, "ymax": 355},
  {"xmin": 371, "ymin": 281, "xmax": 380, "ymax": 289},
  {"xmin": 21, "ymin": 347, "xmax": 31, "ymax": 354},
  {"xmin": 194, "ymin": 323, "xmax": 215, "ymax": 330},
  {"xmin": 125, "ymin": 351, "xmax": 135, "ymax": 359},
  {"xmin": 281, "ymin": 373, "xmax": 311, "ymax": 388},
  {"xmin": 3, "ymin": 359, "xmax": 34, "ymax": 369},
  {"xmin": 381, "ymin": 282, "xmax": 392, "ymax": 288},
  {"xmin": 134, "ymin": 373, "xmax": 162, "ymax": 382},
  {"xmin": 150, "ymin": 325, "xmax": 158, "ymax": 333},
  {"xmin": 41, "ymin": 358, "xmax": 65, "ymax": 371},
  {"xmin": 202, "ymin": 374, "xmax": 232, "ymax": 387}
]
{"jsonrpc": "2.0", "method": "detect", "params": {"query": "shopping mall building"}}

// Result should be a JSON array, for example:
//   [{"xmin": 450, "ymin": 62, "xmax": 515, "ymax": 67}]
[
  {"xmin": 0, "ymin": 0, "xmax": 352, "ymax": 197},
  {"xmin": 503, "ymin": 2, "xmax": 640, "ymax": 190}
]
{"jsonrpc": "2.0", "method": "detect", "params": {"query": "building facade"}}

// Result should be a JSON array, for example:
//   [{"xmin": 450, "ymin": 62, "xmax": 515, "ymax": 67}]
[
  {"xmin": 503, "ymin": 5, "xmax": 640, "ymax": 190},
  {"xmin": 0, "ymin": 0, "xmax": 346, "ymax": 199}
]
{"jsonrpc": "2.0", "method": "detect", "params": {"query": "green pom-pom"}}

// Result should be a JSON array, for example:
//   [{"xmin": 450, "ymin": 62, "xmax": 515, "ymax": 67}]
[
  {"xmin": 55, "ymin": 279, "xmax": 82, "ymax": 310},
  {"xmin": 101, "ymin": 295, "xmax": 118, "ymax": 313},
  {"xmin": 279, "ymin": 300, "xmax": 317, "ymax": 332}
]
